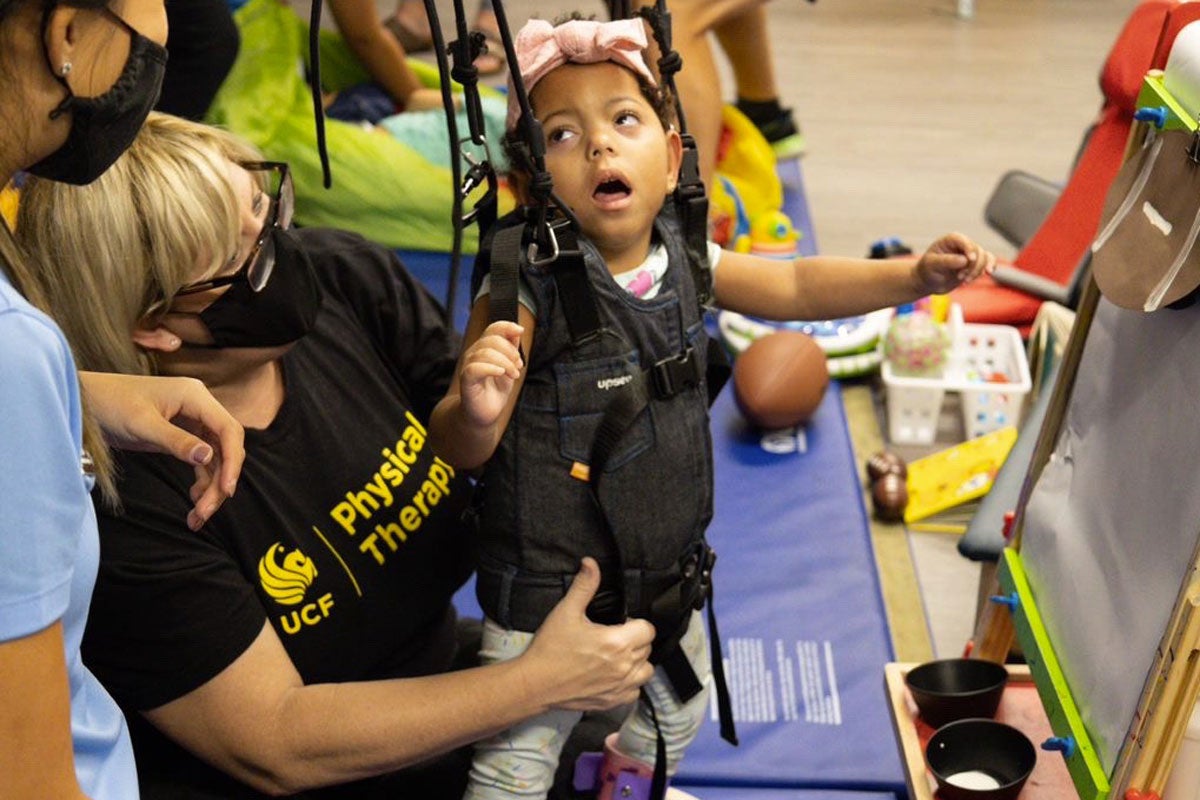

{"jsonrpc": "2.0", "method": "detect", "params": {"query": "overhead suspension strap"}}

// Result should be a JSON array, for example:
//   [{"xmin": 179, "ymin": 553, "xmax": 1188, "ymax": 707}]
[
  {"xmin": 492, "ymin": 0, "xmax": 582, "ymax": 264},
  {"xmin": 638, "ymin": 0, "xmax": 712, "ymax": 308},
  {"xmin": 308, "ymin": 0, "xmax": 331, "ymax": 188},
  {"xmin": 426, "ymin": 0, "xmax": 503, "ymax": 322}
]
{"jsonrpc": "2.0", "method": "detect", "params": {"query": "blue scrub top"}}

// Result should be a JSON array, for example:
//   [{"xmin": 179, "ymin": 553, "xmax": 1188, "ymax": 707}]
[{"xmin": 0, "ymin": 268, "xmax": 139, "ymax": 798}]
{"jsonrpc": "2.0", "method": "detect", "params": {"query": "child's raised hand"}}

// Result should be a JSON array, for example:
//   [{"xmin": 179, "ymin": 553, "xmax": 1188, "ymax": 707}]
[
  {"xmin": 458, "ymin": 320, "xmax": 525, "ymax": 428},
  {"xmin": 914, "ymin": 233, "xmax": 996, "ymax": 294}
]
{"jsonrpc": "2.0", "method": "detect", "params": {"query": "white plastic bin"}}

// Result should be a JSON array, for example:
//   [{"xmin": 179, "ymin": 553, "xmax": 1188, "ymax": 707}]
[{"xmin": 882, "ymin": 306, "xmax": 1032, "ymax": 445}]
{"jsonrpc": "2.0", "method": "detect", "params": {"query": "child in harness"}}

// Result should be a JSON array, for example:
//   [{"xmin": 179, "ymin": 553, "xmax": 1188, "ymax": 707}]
[{"xmin": 429, "ymin": 15, "xmax": 996, "ymax": 800}]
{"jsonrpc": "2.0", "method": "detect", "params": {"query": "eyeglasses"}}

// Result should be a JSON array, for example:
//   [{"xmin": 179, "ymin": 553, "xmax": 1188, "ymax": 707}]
[{"xmin": 175, "ymin": 162, "xmax": 294, "ymax": 297}]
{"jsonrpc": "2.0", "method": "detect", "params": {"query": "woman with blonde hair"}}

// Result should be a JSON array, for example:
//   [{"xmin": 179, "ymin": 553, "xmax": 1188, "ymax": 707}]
[{"xmin": 17, "ymin": 111, "xmax": 654, "ymax": 800}]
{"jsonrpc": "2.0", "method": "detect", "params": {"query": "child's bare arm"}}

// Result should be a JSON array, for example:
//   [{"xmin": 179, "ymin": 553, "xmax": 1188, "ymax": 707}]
[
  {"xmin": 713, "ymin": 232, "xmax": 995, "ymax": 321},
  {"xmin": 429, "ymin": 299, "xmax": 535, "ymax": 470}
]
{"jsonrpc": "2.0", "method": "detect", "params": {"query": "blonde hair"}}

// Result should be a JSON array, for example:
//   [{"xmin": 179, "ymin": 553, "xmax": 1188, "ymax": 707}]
[
  {"xmin": 14, "ymin": 113, "xmax": 263, "ymax": 502},
  {"xmin": 16, "ymin": 112, "xmax": 263, "ymax": 376}
]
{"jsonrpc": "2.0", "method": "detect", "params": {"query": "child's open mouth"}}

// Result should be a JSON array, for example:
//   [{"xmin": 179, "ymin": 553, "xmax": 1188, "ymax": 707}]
[{"xmin": 593, "ymin": 176, "xmax": 632, "ymax": 207}]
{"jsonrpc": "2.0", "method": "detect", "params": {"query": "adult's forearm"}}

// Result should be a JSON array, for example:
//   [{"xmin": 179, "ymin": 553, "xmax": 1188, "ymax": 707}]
[
  {"xmin": 146, "ymin": 564, "xmax": 650, "ymax": 795},
  {"xmin": 218, "ymin": 659, "xmax": 549, "ymax": 794}
]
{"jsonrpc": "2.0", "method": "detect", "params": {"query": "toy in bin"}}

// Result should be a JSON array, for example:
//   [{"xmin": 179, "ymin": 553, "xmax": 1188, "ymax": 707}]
[
  {"xmin": 883, "ymin": 304, "xmax": 951, "ymax": 377},
  {"xmin": 883, "ymin": 304, "xmax": 1032, "ymax": 445}
]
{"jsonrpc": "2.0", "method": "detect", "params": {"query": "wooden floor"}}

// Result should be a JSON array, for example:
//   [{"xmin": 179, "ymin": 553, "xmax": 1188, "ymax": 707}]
[
  {"xmin": 420, "ymin": 0, "xmax": 1141, "ymax": 658},
  {"xmin": 776, "ymin": 0, "xmax": 1139, "ymax": 261}
]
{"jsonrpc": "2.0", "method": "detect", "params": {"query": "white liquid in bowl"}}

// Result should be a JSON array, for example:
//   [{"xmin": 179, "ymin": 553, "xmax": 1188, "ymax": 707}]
[{"xmin": 945, "ymin": 770, "xmax": 1002, "ymax": 790}]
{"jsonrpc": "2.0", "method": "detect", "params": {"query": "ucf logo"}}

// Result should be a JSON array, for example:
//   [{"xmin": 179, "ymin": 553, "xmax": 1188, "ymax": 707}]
[{"xmin": 258, "ymin": 544, "xmax": 334, "ymax": 635}]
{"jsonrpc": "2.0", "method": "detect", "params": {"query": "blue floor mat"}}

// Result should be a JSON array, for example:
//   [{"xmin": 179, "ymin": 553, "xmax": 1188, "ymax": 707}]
[{"xmin": 671, "ymin": 385, "xmax": 902, "ymax": 794}]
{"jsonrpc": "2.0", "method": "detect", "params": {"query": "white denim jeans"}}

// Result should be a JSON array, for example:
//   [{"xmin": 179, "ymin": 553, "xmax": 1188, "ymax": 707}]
[{"xmin": 463, "ymin": 610, "xmax": 711, "ymax": 800}]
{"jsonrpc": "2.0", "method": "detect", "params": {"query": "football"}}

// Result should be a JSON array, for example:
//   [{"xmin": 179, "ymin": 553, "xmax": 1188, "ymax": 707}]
[{"xmin": 732, "ymin": 330, "xmax": 830, "ymax": 429}]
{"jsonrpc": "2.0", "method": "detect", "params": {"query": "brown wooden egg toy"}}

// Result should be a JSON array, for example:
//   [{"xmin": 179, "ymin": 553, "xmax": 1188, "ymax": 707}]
[
  {"xmin": 872, "ymin": 472, "xmax": 908, "ymax": 522},
  {"xmin": 866, "ymin": 450, "xmax": 908, "ymax": 482}
]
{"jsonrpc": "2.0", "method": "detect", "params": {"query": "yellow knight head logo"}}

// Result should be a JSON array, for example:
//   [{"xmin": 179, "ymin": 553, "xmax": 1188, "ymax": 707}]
[{"xmin": 258, "ymin": 544, "xmax": 318, "ymax": 606}]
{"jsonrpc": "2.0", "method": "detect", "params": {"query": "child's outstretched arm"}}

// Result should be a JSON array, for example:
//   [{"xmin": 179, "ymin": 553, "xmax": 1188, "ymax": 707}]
[
  {"xmin": 429, "ymin": 298, "xmax": 536, "ymax": 470},
  {"xmin": 713, "ymin": 232, "xmax": 996, "ymax": 321}
]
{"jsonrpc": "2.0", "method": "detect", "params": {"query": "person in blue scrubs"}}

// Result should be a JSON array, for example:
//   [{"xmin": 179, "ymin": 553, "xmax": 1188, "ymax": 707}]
[{"xmin": 0, "ymin": 0, "xmax": 245, "ymax": 795}]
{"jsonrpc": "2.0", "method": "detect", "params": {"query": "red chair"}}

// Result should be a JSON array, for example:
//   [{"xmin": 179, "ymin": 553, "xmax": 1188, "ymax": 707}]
[{"xmin": 951, "ymin": 0, "xmax": 1178, "ymax": 335}]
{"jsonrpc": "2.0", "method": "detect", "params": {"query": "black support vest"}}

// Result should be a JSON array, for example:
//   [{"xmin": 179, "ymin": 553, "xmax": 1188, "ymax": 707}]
[{"xmin": 473, "ymin": 211, "xmax": 714, "ymax": 635}]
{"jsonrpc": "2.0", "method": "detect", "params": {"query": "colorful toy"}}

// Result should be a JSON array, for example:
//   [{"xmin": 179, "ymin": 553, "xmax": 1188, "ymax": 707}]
[
  {"xmin": 710, "ymin": 175, "xmax": 752, "ymax": 252},
  {"xmin": 714, "ymin": 104, "xmax": 783, "ymax": 224},
  {"xmin": 732, "ymin": 330, "xmax": 829, "ymax": 430},
  {"xmin": 748, "ymin": 210, "xmax": 799, "ymax": 259},
  {"xmin": 0, "ymin": 182, "xmax": 17, "ymax": 229},
  {"xmin": 903, "ymin": 426, "xmax": 1018, "ymax": 524},
  {"xmin": 718, "ymin": 308, "xmax": 891, "ymax": 378},
  {"xmin": 882, "ymin": 308, "xmax": 951, "ymax": 377}
]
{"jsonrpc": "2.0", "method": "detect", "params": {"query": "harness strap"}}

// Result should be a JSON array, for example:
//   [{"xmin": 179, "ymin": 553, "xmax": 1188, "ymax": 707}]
[
  {"xmin": 659, "ymin": 646, "xmax": 702, "ymax": 703},
  {"xmin": 550, "ymin": 227, "xmax": 603, "ymax": 345},
  {"xmin": 649, "ymin": 548, "xmax": 738, "ymax": 747},
  {"xmin": 673, "ymin": 140, "xmax": 714, "ymax": 307},
  {"xmin": 706, "ymin": 569, "xmax": 739, "ymax": 745},
  {"xmin": 488, "ymin": 224, "xmax": 525, "ymax": 325},
  {"xmin": 641, "ymin": 687, "xmax": 669, "ymax": 800}
]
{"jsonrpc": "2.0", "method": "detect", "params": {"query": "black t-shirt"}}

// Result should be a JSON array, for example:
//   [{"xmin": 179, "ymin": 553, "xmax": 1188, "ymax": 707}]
[{"xmin": 81, "ymin": 229, "xmax": 477, "ymax": 799}]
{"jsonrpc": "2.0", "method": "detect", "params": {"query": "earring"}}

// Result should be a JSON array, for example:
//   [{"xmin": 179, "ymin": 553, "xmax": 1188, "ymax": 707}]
[{"xmin": 60, "ymin": 62, "xmax": 72, "ymax": 76}]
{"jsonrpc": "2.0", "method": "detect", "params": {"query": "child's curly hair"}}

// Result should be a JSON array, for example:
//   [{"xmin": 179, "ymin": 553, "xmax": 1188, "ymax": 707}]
[{"xmin": 502, "ymin": 12, "xmax": 676, "ymax": 192}]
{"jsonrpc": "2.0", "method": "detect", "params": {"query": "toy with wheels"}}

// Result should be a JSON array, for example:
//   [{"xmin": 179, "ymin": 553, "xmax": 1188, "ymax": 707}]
[{"xmin": 718, "ymin": 308, "xmax": 890, "ymax": 378}]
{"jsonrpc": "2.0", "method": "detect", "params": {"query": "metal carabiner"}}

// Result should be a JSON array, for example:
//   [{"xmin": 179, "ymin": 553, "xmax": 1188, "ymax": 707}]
[
  {"xmin": 526, "ymin": 221, "xmax": 560, "ymax": 266},
  {"xmin": 457, "ymin": 141, "xmax": 498, "ymax": 226}
]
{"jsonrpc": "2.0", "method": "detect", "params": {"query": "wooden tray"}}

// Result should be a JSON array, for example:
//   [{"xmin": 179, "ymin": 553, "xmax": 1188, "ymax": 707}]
[{"xmin": 884, "ymin": 663, "xmax": 1079, "ymax": 799}]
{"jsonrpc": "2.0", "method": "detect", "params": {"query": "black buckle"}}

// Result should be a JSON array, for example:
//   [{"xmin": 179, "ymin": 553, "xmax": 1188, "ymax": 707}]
[
  {"xmin": 650, "ymin": 347, "xmax": 699, "ymax": 399},
  {"xmin": 680, "ymin": 545, "xmax": 716, "ymax": 612},
  {"xmin": 586, "ymin": 588, "xmax": 627, "ymax": 626}
]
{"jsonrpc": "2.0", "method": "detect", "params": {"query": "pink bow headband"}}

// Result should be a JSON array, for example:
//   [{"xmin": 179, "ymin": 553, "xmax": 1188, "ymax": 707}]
[{"xmin": 506, "ymin": 18, "xmax": 657, "ymax": 129}]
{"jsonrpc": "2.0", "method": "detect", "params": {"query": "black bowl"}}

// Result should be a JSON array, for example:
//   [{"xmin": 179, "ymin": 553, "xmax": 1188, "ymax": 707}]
[
  {"xmin": 905, "ymin": 658, "xmax": 1008, "ymax": 728},
  {"xmin": 926, "ymin": 718, "xmax": 1037, "ymax": 800}
]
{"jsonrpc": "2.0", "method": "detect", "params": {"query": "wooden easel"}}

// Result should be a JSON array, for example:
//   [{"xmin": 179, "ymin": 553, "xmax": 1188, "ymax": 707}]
[{"xmin": 970, "ymin": 55, "xmax": 1200, "ymax": 800}]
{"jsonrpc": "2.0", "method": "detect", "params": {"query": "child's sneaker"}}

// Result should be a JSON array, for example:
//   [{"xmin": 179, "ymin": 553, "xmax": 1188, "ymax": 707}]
[{"xmin": 735, "ymin": 98, "xmax": 806, "ymax": 160}]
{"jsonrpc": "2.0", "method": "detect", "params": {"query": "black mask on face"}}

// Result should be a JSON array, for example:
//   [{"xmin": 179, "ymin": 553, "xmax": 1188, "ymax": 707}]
[
  {"xmin": 26, "ymin": 8, "xmax": 167, "ymax": 185},
  {"xmin": 194, "ymin": 229, "xmax": 323, "ymax": 349}
]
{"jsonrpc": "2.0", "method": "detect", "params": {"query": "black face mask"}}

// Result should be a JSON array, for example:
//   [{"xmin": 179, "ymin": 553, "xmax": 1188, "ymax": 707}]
[
  {"xmin": 194, "ymin": 229, "xmax": 323, "ymax": 349},
  {"xmin": 26, "ymin": 8, "xmax": 167, "ymax": 185}
]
